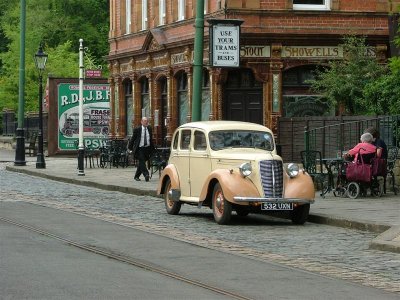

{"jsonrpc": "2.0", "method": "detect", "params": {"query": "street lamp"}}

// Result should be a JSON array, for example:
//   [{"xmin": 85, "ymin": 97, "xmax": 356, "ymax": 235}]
[{"xmin": 34, "ymin": 44, "xmax": 48, "ymax": 169}]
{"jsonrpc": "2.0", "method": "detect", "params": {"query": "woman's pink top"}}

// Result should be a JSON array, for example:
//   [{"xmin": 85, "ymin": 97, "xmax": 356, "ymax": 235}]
[{"xmin": 348, "ymin": 142, "xmax": 377, "ymax": 161}]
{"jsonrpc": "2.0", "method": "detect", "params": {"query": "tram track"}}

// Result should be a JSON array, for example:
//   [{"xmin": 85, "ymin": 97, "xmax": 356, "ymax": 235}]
[{"xmin": 0, "ymin": 215, "xmax": 253, "ymax": 300}]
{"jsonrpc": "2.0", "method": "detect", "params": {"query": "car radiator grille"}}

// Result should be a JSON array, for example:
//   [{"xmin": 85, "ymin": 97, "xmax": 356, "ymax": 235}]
[{"xmin": 259, "ymin": 160, "xmax": 284, "ymax": 198}]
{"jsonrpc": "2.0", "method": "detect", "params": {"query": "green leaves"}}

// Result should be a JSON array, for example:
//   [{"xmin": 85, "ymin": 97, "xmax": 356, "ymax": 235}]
[
  {"xmin": 0, "ymin": 0, "xmax": 109, "ymax": 114},
  {"xmin": 308, "ymin": 36, "xmax": 389, "ymax": 115}
]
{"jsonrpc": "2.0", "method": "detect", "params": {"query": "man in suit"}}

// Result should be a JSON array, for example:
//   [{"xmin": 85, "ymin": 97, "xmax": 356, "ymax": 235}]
[{"xmin": 128, "ymin": 117, "xmax": 154, "ymax": 182}]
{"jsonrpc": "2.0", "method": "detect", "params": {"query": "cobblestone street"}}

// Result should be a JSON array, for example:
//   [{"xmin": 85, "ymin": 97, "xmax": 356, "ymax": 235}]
[{"xmin": 1, "ymin": 164, "xmax": 399, "ymax": 293}]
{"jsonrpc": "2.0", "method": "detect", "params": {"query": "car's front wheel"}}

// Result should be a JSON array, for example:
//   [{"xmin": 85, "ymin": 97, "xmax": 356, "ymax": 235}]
[
  {"xmin": 164, "ymin": 179, "xmax": 181, "ymax": 215},
  {"xmin": 212, "ymin": 183, "xmax": 232, "ymax": 225},
  {"xmin": 291, "ymin": 204, "xmax": 310, "ymax": 225}
]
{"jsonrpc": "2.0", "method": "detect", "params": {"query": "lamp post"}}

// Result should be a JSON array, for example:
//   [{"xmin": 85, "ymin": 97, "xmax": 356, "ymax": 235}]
[{"xmin": 34, "ymin": 44, "xmax": 48, "ymax": 169}]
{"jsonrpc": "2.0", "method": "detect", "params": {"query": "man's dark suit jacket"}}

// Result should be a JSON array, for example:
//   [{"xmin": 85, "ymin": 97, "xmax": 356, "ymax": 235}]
[{"xmin": 128, "ymin": 125, "xmax": 154, "ymax": 159}]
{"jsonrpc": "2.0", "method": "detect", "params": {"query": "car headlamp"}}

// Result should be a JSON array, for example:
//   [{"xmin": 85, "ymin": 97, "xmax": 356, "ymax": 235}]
[
  {"xmin": 239, "ymin": 162, "xmax": 252, "ymax": 177},
  {"xmin": 286, "ymin": 163, "xmax": 300, "ymax": 178}
]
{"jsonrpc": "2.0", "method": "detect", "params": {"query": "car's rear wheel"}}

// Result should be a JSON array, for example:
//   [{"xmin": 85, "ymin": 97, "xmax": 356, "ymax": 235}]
[
  {"xmin": 164, "ymin": 179, "xmax": 181, "ymax": 215},
  {"xmin": 212, "ymin": 183, "xmax": 232, "ymax": 225},
  {"xmin": 291, "ymin": 204, "xmax": 310, "ymax": 225}
]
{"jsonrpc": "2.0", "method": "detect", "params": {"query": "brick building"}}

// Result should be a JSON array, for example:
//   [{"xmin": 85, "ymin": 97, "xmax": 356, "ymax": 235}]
[{"xmin": 107, "ymin": 0, "xmax": 399, "ymax": 146}]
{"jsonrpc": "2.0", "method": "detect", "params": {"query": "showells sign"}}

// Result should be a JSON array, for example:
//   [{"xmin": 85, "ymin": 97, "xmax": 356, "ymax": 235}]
[{"xmin": 58, "ymin": 83, "xmax": 110, "ymax": 150}]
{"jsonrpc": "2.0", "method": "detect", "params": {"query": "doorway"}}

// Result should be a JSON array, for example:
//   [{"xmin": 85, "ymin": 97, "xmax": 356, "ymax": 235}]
[{"xmin": 223, "ymin": 69, "xmax": 263, "ymax": 124}]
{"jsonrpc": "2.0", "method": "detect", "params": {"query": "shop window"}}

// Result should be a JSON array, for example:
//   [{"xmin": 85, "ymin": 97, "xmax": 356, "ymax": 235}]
[
  {"xmin": 159, "ymin": 77, "xmax": 168, "ymax": 146},
  {"xmin": 293, "ymin": 0, "xmax": 330, "ymax": 11},
  {"xmin": 201, "ymin": 69, "xmax": 210, "ymax": 121},
  {"xmin": 177, "ymin": 72, "xmax": 188, "ymax": 125},
  {"xmin": 141, "ymin": 77, "xmax": 150, "ymax": 118},
  {"xmin": 283, "ymin": 65, "xmax": 317, "ymax": 87},
  {"xmin": 225, "ymin": 69, "xmax": 261, "ymax": 89},
  {"xmin": 124, "ymin": 80, "xmax": 133, "ymax": 136}
]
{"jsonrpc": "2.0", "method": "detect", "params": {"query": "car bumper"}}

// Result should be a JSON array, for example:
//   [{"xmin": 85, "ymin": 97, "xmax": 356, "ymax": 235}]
[{"xmin": 233, "ymin": 197, "xmax": 314, "ymax": 204}]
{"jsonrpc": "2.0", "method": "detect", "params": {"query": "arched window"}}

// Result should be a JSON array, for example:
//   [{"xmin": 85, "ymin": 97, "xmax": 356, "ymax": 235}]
[
  {"xmin": 141, "ymin": 77, "xmax": 150, "ymax": 118},
  {"xmin": 282, "ymin": 65, "xmax": 330, "ymax": 117},
  {"xmin": 176, "ymin": 72, "xmax": 188, "ymax": 125},
  {"xmin": 201, "ymin": 69, "xmax": 210, "ymax": 121},
  {"xmin": 159, "ymin": 76, "xmax": 168, "ymax": 146},
  {"xmin": 124, "ymin": 79, "xmax": 133, "ymax": 135}
]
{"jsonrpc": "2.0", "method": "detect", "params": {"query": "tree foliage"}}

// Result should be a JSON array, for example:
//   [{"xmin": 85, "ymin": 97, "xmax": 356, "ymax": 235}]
[
  {"xmin": 0, "ymin": 0, "xmax": 109, "ymax": 113},
  {"xmin": 308, "ymin": 36, "xmax": 387, "ymax": 115}
]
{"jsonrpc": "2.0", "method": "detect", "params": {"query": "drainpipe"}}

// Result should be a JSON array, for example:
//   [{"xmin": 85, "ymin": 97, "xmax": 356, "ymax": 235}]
[{"xmin": 191, "ymin": 0, "xmax": 205, "ymax": 122}]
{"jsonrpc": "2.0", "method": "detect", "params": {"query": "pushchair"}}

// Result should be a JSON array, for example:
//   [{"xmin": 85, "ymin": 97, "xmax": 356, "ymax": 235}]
[{"xmin": 333, "ymin": 152, "xmax": 383, "ymax": 199}]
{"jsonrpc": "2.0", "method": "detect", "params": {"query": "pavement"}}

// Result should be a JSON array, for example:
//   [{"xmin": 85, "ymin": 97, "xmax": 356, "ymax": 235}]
[{"xmin": 1, "ymin": 148, "xmax": 399, "ymax": 253}]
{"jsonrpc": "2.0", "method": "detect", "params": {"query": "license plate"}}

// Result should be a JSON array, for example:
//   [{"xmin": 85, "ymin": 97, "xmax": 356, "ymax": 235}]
[{"xmin": 261, "ymin": 203, "xmax": 293, "ymax": 211}]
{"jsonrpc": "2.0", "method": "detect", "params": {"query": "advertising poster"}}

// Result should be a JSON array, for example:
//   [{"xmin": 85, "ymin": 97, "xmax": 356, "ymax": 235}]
[{"xmin": 58, "ymin": 83, "xmax": 110, "ymax": 150}]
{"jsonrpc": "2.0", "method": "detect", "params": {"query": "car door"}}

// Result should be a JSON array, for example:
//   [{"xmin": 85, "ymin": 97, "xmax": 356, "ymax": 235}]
[
  {"xmin": 190, "ymin": 130, "xmax": 211, "ymax": 198},
  {"xmin": 174, "ymin": 129, "xmax": 191, "ymax": 198}
]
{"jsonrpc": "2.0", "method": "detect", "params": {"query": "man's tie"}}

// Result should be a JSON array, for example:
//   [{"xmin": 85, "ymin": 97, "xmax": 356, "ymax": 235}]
[{"xmin": 143, "ymin": 128, "xmax": 147, "ymax": 146}]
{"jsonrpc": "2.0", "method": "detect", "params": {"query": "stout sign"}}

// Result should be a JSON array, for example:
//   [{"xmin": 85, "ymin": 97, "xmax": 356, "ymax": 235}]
[{"xmin": 208, "ymin": 19, "xmax": 243, "ymax": 68}]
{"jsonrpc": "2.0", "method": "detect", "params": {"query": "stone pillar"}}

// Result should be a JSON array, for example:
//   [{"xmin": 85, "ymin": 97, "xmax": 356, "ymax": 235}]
[
  {"xmin": 108, "ymin": 77, "xmax": 116, "ymax": 139},
  {"xmin": 133, "ymin": 73, "xmax": 141, "ymax": 127},
  {"xmin": 269, "ymin": 43, "xmax": 283, "ymax": 133},
  {"xmin": 114, "ymin": 77, "xmax": 122, "ymax": 139}
]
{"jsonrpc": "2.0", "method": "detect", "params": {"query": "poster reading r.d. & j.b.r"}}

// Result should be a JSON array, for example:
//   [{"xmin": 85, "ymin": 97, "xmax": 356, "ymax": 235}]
[{"xmin": 58, "ymin": 83, "xmax": 110, "ymax": 151}]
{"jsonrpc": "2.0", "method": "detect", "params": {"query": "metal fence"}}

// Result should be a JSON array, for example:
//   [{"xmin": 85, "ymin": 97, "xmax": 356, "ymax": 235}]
[
  {"xmin": 1, "ymin": 109, "xmax": 48, "ymax": 141},
  {"xmin": 305, "ymin": 115, "xmax": 400, "ymax": 159},
  {"xmin": 277, "ymin": 115, "xmax": 400, "ymax": 162}
]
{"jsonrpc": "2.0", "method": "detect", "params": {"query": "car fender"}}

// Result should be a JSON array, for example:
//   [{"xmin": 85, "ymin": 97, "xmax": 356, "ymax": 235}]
[
  {"xmin": 199, "ymin": 169, "xmax": 260, "ymax": 202},
  {"xmin": 283, "ymin": 171, "xmax": 315, "ymax": 199},
  {"xmin": 157, "ymin": 164, "xmax": 180, "ymax": 195}
]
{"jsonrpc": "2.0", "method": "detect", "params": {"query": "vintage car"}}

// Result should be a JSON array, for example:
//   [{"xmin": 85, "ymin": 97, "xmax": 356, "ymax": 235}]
[{"xmin": 157, "ymin": 121, "xmax": 315, "ymax": 225}]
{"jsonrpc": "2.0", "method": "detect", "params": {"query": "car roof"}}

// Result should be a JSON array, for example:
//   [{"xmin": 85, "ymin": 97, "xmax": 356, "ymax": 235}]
[{"xmin": 177, "ymin": 121, "xmax": 273, "ymax": 134}]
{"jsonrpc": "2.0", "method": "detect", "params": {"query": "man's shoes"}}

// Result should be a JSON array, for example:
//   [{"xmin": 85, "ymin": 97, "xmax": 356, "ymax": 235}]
[
  {"xmin": 145, "ymin": 175, "xmax": 150, "ymax": 182},
  {"xmin": 134, "ymin": 177, "xmax": 141, "ymax": 181}
]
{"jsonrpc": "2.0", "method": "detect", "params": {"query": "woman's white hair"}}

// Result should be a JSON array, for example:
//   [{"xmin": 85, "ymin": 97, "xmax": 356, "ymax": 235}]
[{"xmin": 360, "ymin": 132, "xmax": 373, "ymax": 143}]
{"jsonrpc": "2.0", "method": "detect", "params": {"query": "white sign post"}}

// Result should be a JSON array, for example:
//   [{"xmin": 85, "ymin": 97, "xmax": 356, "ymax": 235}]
[
  {"xmin": 78, "ymin": 39, "xmax": 85, "ymax": 176},
  {"xmin": 208, "ymin": 19, "xmax": 243, "ymax": 68}
]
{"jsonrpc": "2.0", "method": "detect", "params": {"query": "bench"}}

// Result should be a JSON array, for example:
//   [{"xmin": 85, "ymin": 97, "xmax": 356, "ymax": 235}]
[{"xmin": 25, "ymin": 132, "xmax": 38, "ymax": 156}]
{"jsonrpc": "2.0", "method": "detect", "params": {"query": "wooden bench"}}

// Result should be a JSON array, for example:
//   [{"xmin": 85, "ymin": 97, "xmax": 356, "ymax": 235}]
[{"xmin": 25, "ymin": 132, "xmax": 38, "ymax": 156}]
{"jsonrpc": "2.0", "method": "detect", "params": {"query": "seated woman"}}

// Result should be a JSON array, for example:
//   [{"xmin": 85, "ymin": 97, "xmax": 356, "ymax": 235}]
[{"xmin": 343, "ymin": 132, "xmax": 380, "ymax": 163}]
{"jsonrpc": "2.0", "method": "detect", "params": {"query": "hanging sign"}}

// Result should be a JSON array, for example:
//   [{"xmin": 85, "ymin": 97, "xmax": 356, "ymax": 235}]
[{"xmin": 208, "ymin": 19, "xmax": 243, "ymax": 68}]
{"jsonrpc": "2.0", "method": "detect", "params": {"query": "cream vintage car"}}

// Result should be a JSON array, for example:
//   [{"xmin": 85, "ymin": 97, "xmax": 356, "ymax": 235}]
[{"xmin": 157, "ymin": 121, "xmax": 315, "ymax": 225}]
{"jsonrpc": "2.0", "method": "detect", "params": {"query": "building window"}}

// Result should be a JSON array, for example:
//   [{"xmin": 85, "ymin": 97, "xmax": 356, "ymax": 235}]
[
  {"xmin": 293, "ymin": 0, "xmax": 330, "ymax": 11},
  {"xmin": 141, "ymin": 77, "xmax": 150, "ymax": 118},
  {"xmin": 124, "ymin": 80, "xmax": 133, "ymax": 136},
  {"xmin": 201, "ymin": 69, "xmax": 210, "ymax": 121},
  {"xmin": 178, "ymin": 0, "xmax": 185, "ymax": 21},
  {"xmin": 177, "ymin": 72, "xmax": 188, "ymax": 125},
  {"xmin": 142, "ymin": 0, "xmax": 148, "ymax": 30},
  {"xmin": 126, "ymin": 0, "xmax": 131, "ymax": 34},
  {"xmin": 159, "ymin": 0, "xmax": 166, "ymax": 25}
]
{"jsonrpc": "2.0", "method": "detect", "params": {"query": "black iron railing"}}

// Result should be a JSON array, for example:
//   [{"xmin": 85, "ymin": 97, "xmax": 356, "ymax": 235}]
[{"xmin": 304, "ymin": 115, "xmax": 400, "ymax": 159}]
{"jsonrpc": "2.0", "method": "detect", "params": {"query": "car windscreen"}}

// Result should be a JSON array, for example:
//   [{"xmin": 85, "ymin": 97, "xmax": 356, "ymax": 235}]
[{"xmin": 209, "ymin": 130, "xmax": 274, "ymax": 151}]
